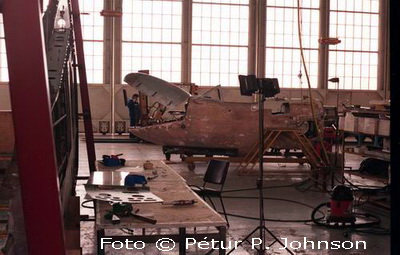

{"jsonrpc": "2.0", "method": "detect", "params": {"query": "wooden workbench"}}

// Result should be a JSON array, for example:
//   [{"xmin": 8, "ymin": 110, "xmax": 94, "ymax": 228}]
[{"xmin": 94, "ymin": 160, "xmax": 227, "ymax": 255}]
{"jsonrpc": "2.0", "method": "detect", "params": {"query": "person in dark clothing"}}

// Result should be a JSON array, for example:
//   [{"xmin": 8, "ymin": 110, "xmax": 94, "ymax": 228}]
[{"xmin": 127, "ymin": 93, "xmax": 141, "ymax": 138}]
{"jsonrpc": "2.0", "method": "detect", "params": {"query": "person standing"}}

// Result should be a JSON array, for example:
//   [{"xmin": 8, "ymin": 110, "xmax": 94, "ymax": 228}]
[{"xmin": 127, "ymin": 93, "xmax": 141, "ymax": 138}]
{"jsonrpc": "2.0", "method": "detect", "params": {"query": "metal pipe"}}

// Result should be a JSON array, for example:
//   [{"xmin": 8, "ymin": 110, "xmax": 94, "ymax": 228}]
[
  {"xmin": 258, "ymin": 91, "xmax": 265, "ymax": 254},
  {"xmin": 110, "ymin": 0, "xmax": 116, "ymax": 133},
  {"xmin": 317, "ymin": 0, "xmax": 330, "ymax": 89},
  {"xmin": 71, "ymin": 0, "xmax": 97, "ymax": 172}
]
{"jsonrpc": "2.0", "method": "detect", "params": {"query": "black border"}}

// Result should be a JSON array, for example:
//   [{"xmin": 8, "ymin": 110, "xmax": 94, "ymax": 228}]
[{"xmin": 390, "ymin": 0, "xmax": 399, "ymax": 254}]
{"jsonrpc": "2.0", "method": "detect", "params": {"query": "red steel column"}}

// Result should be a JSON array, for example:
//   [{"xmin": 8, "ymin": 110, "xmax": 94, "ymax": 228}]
[
  {"xmin": 71, "ymin": 0, "xmax": 97, "ymax": 172},
  {"xmin": 2, "ymin": 0, "xmax": 66, "ymax": 254}
]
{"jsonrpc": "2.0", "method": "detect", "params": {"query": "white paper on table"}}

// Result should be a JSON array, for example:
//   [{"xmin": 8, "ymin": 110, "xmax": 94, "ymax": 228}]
[{"xmin": 84, "ymin": 184, "xmax": 163, "ymax": 204}]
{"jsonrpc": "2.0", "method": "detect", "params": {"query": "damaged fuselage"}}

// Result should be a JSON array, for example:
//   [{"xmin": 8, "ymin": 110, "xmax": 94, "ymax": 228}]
[{"xmin": 124, "ymin": 73, "xmax": 322, "ymax": 157}]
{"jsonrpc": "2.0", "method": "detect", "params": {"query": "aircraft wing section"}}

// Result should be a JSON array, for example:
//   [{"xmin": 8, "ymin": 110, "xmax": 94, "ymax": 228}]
[{"xmin": 124, "ymin": 72, "xmax": 191, "ymax": 107}]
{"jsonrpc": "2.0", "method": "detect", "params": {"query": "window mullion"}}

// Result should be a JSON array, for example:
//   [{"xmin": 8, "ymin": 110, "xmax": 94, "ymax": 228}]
[
  {"xmin": 103, "ymin": 0, "xmax": 112, "ymax": 85},
  {"xmin": 114, "ymin": 0, "xmax": 123, "ymax": 85},
  {"xmin": 318, "ymin": 0, "xmax": 330, "ymax": 89},
  {"xmin": 182, "ymin": 0, "xmax": 192, "ymax": 83},
  {"xmin": 256, "ymin": 0, "xmax": 266, "ymax": 78},
  {"xmin": 248, "ymin": 0, "xmax": 257, "ymax": 75}
]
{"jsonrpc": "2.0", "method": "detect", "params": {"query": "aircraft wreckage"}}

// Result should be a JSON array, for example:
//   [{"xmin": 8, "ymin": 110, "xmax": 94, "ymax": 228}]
[{"xmin": 123, "ymin": 73, "xmax": 323, "ymax": 157}]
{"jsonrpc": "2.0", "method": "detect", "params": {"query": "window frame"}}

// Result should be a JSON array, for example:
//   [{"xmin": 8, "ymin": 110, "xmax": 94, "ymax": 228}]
[{"xmin": 0, "ymin": 0, "xmax": 387, "ymax": 92}]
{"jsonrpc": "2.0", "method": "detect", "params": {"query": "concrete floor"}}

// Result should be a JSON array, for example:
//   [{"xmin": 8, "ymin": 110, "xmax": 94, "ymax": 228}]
[{"xmin": 77, "ymin": 135, "xmax": 390, "ymax": 255}]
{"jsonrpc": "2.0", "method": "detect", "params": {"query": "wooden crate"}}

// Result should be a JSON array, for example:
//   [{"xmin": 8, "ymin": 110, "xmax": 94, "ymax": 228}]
[
  {"xmin": 359, "ymin": 118, "xmax": 379, "ymax": 135},
  {"xmin": 378, "ymin": 119, "xmax": 390, "ymax": 137},
  {"xmin": 343, "ymin": 113, "xmax": 358, "ymax": 132}
]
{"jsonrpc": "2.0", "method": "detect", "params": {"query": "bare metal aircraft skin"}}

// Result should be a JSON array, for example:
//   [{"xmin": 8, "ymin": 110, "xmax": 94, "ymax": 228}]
[{"xmin": 124, "ymin": 73, "xmax": 321, "ymax": 156}]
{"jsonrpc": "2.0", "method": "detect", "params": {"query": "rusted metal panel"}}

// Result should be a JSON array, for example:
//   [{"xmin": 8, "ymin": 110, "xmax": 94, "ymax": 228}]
[
  {"xmin": 125, "ymin": 73, "xmax": 322, "ymax": 156},
  {"xmin": 130, "ymin": 97, "xmax": 321, "ymax": 156}
]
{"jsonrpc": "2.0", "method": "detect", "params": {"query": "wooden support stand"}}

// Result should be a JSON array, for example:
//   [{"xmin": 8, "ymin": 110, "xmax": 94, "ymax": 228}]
[{"xmin": 236, "ymin": 128, "xmax": 329, "ymax": 186}]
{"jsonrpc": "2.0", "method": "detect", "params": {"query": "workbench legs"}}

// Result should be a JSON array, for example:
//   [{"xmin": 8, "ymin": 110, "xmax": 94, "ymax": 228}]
[
  {"xmin": 218, "ymin": 226, "xmax": 227, "ymax": 255},
  {"xmin": 179, "ymin": 228, "xmax": 186, "ymax": 254},
  {"xmin": 97, "ymin": 229, "xmax": 105, "ymax": 255}
]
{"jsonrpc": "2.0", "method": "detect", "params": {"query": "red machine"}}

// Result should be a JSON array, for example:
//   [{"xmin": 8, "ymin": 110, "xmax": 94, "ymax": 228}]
[
  {"xmin": 314, "ymin": 126, "xmax": 338, "ymax": 155},
  {"xmin": 326, "ymin": 185, "xmax": 356, "ymax": 224},
  {"xmin": 312, "ymin": 185, "xmax": 381, "ymax": 228}
]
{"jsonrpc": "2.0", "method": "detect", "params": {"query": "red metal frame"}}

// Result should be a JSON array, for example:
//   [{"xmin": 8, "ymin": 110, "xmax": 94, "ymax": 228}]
[
  {"xmin": 2, "ymin": 0, "xmax": 66, "ymax": 254},
  {"xmin": 71, "ymin": 0, "xmax": 97, "ymax": 172}
]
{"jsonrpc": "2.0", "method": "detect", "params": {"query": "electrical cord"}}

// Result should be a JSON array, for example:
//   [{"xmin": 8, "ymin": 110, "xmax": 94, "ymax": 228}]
[
  {"xmin": 218, "ymin": 211, "xmax": 324, "ymax": 223},
  {"xmin": 311, "ymin": 202, "xmax": 381, "ymax": 229},
  {"xmin": 231, "ymin": 151, "xmax": 340, "ymax": 194},
  {"xmin": 343, "ymin": 226, "xmax": 391, "ymax": 236},
  {"xmin": 354, "ymin": 191, "xmax": 371, "ymax": 207},
  {"xmin": 81, "ymin": 199, "xmax": 94, "ymax": 209},
  {"xmin": 294, "ymin": 174, "xmax": 335, "ymax": 193},
  {"xmin": 222, "ymin": 181, "xmax": 306, "ymax": 193},
  {"xmin": 222, "ymin": 176, "xmax": 331, "ymax": 194},
  {"xmin": 216, "ymin": 196, "xmax": 325, "ymax": 223},
  {"xmin": 296, "ymin": 0, "xmax": 330, "ymax": 166},
  {"xmin": 120, "ymin": 228, "xmax": 134, "ymax": 235}
]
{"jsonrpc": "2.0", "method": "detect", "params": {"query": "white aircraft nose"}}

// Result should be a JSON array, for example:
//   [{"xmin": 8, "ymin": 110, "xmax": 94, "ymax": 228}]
[
  {"xmin": 123, "ymin": 72, "xmax": 141, "ymax": 85},
  {"xmin": 123, "ymin": 72, "xmax": 191, "ymax": 107}
]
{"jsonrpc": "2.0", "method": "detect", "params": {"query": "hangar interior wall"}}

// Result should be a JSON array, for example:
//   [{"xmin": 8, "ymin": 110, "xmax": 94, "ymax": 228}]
[{"xmin": 0, "ymin": 82, "xmax": 389, "ymax": 133}]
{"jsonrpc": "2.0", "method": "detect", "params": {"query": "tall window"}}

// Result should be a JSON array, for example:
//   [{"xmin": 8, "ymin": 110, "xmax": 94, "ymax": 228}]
[
  {"xmin": 192, "ymin": 0, "xmax": 249, "ymax": 86},
  {"xmin": 0, "ymin": 15, "xmax": 8, "ymax": 82},
  {"xmin": 328, "ymin": 0, "xmax": 379, "ymax": 90},
  {"xmin": 78, "ymin": 0, "xmax": 104, "ymax": 84},
  {"xmin": 265, "ymin": 0, "xmax": 319, "ymax": 88},
  {"xmin": 122, "ymin": 0, "xmax": 182, "ymax": 82}
]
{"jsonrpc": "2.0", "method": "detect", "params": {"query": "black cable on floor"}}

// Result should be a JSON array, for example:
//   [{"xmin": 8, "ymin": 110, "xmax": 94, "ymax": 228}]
[
  {"xmin": 81, "ymin": 199, "xmax": 94, "ymax": 209},
  {"xmin": 215, "ymin": 196, "xmax": 325, "ymax": 223},
  {"xmin": 222, "ymin": 177, "xmax": 327, "ymax": 194},
  {"xmin": 310, "ymin": 202, "xmax": 381, "ymax": 229},
  {"xmin": 222, "ymin": 182, "xmax": 301, "ymax": 193},
  {"xmin": 218, "ymin": 211, "xmax": 324, "ymax": 223},
  {"xmin": 343, "ymin": 226, "xmax": 391, "ymax": 236},
  {"xmin": 222, "ymin": 195, "xmax": 325, "ymax": 210}
]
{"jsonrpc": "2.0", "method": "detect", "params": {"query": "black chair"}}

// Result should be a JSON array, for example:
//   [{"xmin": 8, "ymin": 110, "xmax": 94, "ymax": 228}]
[{"xmin": 190, "ymin": 160, "xmax": 230, "ymax": 226}]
